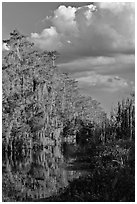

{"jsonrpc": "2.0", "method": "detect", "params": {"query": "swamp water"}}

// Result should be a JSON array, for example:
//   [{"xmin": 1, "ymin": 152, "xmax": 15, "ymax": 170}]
[{"xmin": 2, "ymin": 143, "xmax": 91, "ymax": 201}]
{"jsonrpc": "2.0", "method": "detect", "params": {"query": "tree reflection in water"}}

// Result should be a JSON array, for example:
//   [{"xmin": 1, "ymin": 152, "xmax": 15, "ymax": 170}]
[{"xmin": 2, "ymin": 143, "xmax": 77, "ymax": 201}]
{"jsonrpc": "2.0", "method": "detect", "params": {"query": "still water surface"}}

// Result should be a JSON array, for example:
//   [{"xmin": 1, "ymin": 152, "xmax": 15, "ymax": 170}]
[{"xmin": 2, "ymin": 143, "xmax": 90, "ymax": 201}]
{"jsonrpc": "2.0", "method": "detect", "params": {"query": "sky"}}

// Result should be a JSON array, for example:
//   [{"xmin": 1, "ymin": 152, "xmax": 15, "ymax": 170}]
[{"xmin": 2, "ymin": 2, "xmax": 135, "ymax": 114}]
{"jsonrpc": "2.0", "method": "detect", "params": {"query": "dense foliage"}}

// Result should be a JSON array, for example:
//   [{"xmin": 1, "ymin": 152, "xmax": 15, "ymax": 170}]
[
  {"xmin": 2, "ymin": 30, "xmax": 135, "ymax": 202},
  {"xmin": 2, "ymin": 30, "xmax": 107, "ymax": 153}
]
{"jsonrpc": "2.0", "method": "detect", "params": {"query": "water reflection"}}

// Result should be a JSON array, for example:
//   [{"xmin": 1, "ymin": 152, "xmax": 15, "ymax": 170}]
[{"xmin": 2, "ymin": 143, "xmax": 81, "ymax": 201}]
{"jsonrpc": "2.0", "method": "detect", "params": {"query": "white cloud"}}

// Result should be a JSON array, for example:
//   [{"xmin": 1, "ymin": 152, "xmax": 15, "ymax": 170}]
[
  {"xmin": 76, "ymin": 73, "xmax": 128, "ymax": 92},
  {"xmin": 30, "ymin": 2, "xmax": 134, "ymax": 57},
  {"xmin": 2, "ymin": 43, "xmax": 10, "ymax": 51},
  {"xmin": 31, "ymin": 26, "xmax": 62, "ymax": 50},
  {"xmin": 98, "ymin": 2, "xmax": 134, "ymax": 13},
  {"xmin": 51, "ymin": 5, "xmax": 78, "ymax": 36},
  {"xmin": 58, "ymin": 54, "xmax": 134, "ymax": 76},
  {"xmin": 30, "ymin": 1, "xmax": 134, "ymax": 100}
]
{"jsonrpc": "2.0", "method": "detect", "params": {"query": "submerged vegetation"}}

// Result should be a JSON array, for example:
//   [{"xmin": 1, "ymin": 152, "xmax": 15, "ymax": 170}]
[{"xmin": 2, "ymin": 30, "xmax": 135, "ymax": 202}]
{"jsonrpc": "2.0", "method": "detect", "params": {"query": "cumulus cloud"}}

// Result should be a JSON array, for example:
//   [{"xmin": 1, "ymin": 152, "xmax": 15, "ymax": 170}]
[
  {"xmin": 30, "ymin": 2, "xmax": 134, "ymax": 57},
  {"xmin": 51, "ymin": 5, "xmax": 78, "ymax": 36},
  {"xmin": 31, "ymin": 26, "xmax": 62, "ymax": 50},
  {"xmin": 30, "ymin": 2, "xmax": 134, "ymax": 105}
]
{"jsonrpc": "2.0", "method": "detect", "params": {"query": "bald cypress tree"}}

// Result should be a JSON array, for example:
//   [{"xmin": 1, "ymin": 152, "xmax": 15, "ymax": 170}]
[
  {"xmin": 110, "ymin": 94, "xmax": 135, "ymax": 141},
  {"xmin": 3, "ymin": 30, "xmax": 108, "ymax": 153},
  {"xmin": 2, "ymin": 30, "xmax": 59, "ymax": 151}
]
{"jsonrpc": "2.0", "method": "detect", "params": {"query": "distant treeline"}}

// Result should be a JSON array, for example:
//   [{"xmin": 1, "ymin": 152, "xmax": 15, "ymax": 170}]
[
  {"xmin": 2, "ymin": 30, "xmax": 135, "ymax": 154},
  {"xmin": 2, "ymin": 30, "xmax": 135, "ymax": 202}
]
